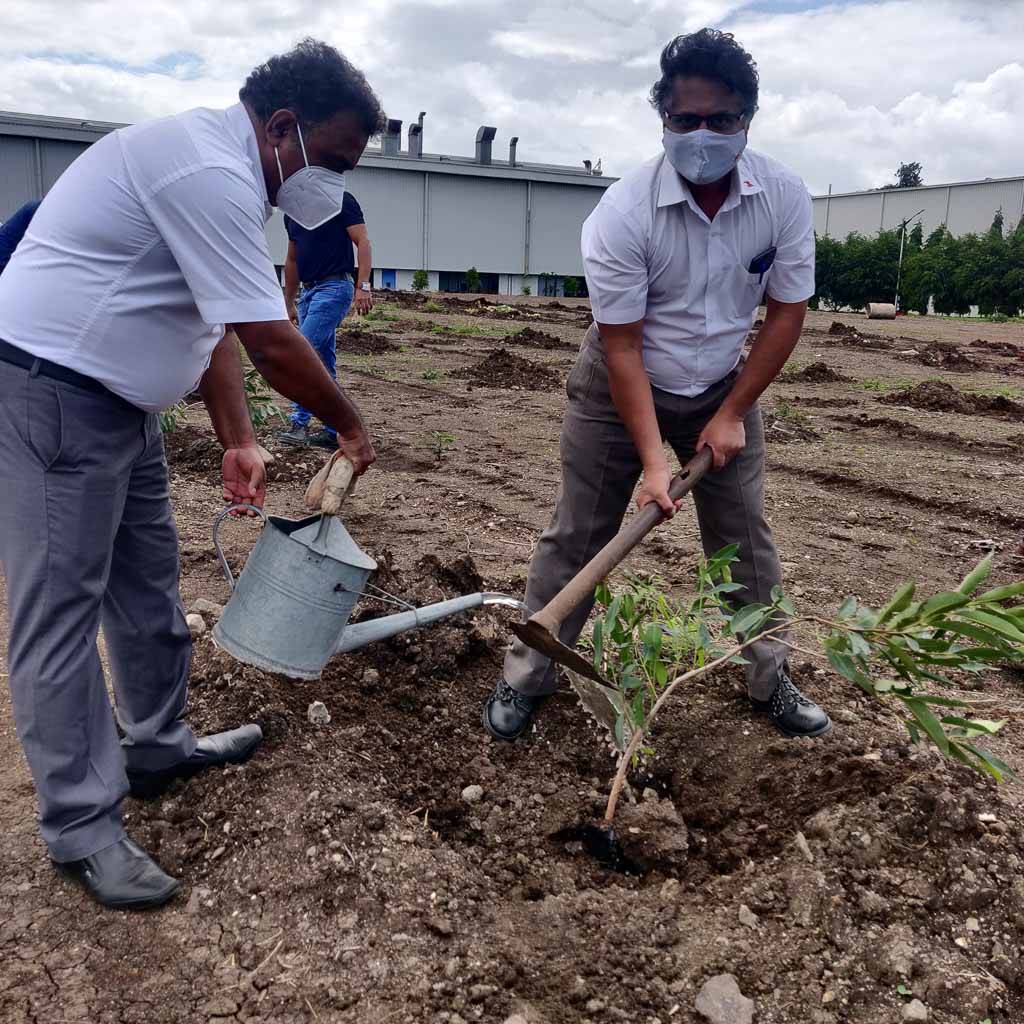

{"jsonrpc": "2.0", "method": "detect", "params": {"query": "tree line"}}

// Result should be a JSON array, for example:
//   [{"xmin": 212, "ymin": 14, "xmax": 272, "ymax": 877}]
[{"xmin": 812, "ymin": 211, "xmax": 1024, "ymax": 317}]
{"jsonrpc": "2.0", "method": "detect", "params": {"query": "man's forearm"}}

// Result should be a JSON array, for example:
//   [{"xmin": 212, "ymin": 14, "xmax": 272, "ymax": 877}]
[
  {"xmin": 284, "ymin": 259, "xmax": 300, "ymax": 311},
  {"xmin": 720, "ymin": 298, "xmax": 807, "ymax": 419},
  {"xmin": 199, "ymin": 331, "xmax": 257, "ymax": 450},
  {"xmin": 603, "ymin": 328, "xmax": 666, "ymax": 471},
  {"xmin": 355, "ymin": 239, "xmax": 372, "ymax": 289},
  {"xmin": 234, "ymin": 319, "xmax": 366, "ymax": 438}
]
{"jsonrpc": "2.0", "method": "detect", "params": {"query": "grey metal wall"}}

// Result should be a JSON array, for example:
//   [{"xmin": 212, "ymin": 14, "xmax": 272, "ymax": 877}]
[
  {"xmin": 814, "ymin": 177, "xmax": 1024, "ymax": 240},
  {"xmin": 0, "ymin": 137, "xmax": 89, "ymax": 216},
  {"xmin": 528, "ymin": 183, "xmax": 602, "ymax": 275}
]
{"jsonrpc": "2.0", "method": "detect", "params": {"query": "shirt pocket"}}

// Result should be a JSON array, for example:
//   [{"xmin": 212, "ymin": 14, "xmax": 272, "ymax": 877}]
[{"xmin": 731, "ymin": 265, "xmax": 767, "ymax": 318}]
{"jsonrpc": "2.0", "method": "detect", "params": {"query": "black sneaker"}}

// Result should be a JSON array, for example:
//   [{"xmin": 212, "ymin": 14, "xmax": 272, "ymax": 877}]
[
  {"xmin": 482, "ymin": 679, "xmax": 547, "ymax": 741},
  {"xmin": 750, "ymin": 666, "xmax": 832, "ymax": 738},
  {"xmin": 307, "ymin": 429, "xmax": 339, "ymax": 450},
  {"xmin": 276, "ymin": 425, "xmax": 309, "ymax": 447}
]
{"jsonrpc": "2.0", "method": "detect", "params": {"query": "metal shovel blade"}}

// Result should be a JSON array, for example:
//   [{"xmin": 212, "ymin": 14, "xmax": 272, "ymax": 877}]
[{"xmin": 510, "ymin": 618, "xmax": 629, "ymax": 750}]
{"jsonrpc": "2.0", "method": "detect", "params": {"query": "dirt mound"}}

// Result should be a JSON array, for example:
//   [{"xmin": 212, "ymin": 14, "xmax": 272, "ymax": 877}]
[
  {"xmin": 335, "ymin": 328, "xmax": 398, "ymax": 354},
  {"xmin": 828, "ymin": 320, "xmax": 858, "ymax": 336},
  {"xmin": 881, "ymin": 379, "xmax": 1024, "ymax": 419},
  {"xmin": 911, "ymin": 341, "xmax": 983, "ymax": 372},
  {"xmin": 506, "ymin": 327, "xmax": 574, "ymax": 350},
  {"xmin": 783, "ymin": 361, "xmax": 849, "ymax": 383},
  {"xmin": 451, "ymin": 348, "xmax": 561, "ymax": 391},
  {"xmin": 970, "ymin": 338, "xmax": 1022, "ymax": 358},
  {"xmin": 795, "ymin": 395, "xmax": 859, "ymax": 408},
  {"xmin": 813, "ymin": 321, "xmax": 892, "ymax": 349},
  {"xmin": 163, "ymin": 424, "xmax": 222, "ymax": 474}
]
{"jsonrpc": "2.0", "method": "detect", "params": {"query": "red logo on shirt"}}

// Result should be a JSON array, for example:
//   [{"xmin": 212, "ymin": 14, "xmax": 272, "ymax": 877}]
[{"xmin": 744, "ymin": 180, "xmax": 753, "ymax": 187}]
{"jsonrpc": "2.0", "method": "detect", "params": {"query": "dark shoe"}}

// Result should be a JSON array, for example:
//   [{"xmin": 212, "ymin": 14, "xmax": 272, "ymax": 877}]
[
  {"xmin": 127, "ymin": 723, "xmax": 263, "ymax": 799},
  {"xmin": 307, "ymin": 429, "xmax": 338, "ymax": 450},
  {"xmin": 54, "ymin": 838, "xmax": 180, "ymax": 910},
  {"xmin": 751, "ymin": 668, "xmax": 832, "ymax": 738},
  {"xmin": 482, "ymin": 679, "xmax": 546, "ymax": 741},
  {"xmin": 275, "ymin": 424, "xmax": 309, "ymax": 447}
]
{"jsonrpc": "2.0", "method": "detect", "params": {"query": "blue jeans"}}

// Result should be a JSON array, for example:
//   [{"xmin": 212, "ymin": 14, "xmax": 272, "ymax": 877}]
[{"xmin": 290, "ymin": 278, "xmax": 354, "ymax": 438}]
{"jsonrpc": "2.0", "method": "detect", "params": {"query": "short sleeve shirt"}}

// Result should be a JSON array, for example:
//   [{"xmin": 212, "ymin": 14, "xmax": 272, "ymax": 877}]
[
  {"xmin": 285, "ymin": 192, "xmax": 365, "ymax": 284},
  {"xmin": 581, "ymin": 148, "xmax": 815, "ymax": 397},
  {"xmin": 0, "ymin": 103, "xmax": 286, "ymax": 411}
]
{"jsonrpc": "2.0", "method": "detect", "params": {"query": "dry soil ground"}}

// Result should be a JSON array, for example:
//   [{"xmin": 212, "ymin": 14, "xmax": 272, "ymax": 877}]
[{"xmin": 2, "ymin": 296, "xmax": 1023, "ymax": 1024}]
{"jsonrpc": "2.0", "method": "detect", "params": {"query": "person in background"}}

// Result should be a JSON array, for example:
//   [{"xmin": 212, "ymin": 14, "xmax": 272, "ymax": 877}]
[
  {"xmin": 0, "ymin": 38, "xmax": 383, "ymax": 911},
  {"xmin": 483, "ymin": 29, "xmax": 831, "ymax": 744},
  {"xmin": 276, "ymin": 191, "xmax": 374, "ymax": 448},
  {"xmin": 0, "ymin": 199, "xmax": 41, "ymax": 274}
]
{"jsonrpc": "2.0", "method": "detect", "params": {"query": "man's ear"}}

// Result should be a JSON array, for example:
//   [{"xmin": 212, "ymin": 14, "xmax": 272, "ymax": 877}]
[{"xmin": 265, "ymin": 109, "xmax": 297, "ymax": 146}]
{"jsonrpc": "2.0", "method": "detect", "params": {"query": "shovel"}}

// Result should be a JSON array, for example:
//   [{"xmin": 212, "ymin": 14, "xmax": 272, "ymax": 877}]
[
  {"xmin": 510, "ymin": 448, "xmax": 713, "ymax": 745},
  {"xmin": 302, "ymin": 450, "xmax": 358, "ymax": 553}
]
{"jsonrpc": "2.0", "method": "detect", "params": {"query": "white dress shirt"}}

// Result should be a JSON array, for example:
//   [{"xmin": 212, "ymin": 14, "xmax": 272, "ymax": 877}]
[
  {"xmin": 0, "ymin": 103, "xmax": 286, "ymax": 412},
  {"xmin": 581, "ymin": 148, "xmax": 815, "ymax": 397}
]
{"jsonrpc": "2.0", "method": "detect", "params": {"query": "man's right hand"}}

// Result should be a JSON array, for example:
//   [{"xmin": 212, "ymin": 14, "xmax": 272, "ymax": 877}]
[
  {"xmin": 336, "ymin": 428, "xmax": 376, "ymax": 475},
  {"xmin": 636, "ymin": 462, "xmax": 682, "ymax": 519},
  {"xmin": 287, "ymin": 304, "xmax": 299, "ymax": 325}
]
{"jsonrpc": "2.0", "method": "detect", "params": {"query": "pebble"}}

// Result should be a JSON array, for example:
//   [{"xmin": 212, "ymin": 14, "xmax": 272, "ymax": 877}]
[
  {"xmin": 660, "ymin": 878, "xmax": 681, "ymax": 902},
  {"xmin": 470, "ymin": 984, "xmax": 497, "ymax": 1003},
  {"xmin": 185, "ymin": 613, "xmax": 207, "ymax": 637},
  {"xmin": 902, "ymin": 998, "xmax": 929, "ymax": 1021},
  {"xmin": 695, "ymin": 974, "xmax": 754, "ymax": 1024},
  {"xmin": 363, "ymin": 668, "xmax": 380, "ymax": 686},
  {"xmin": 307, "ymin": 700, "xmax": 331, "ymax": 726},
  {"xmin": 966, "ymin": 917, "xmax": 981, "ymax": 932},
  {"xmin": 188, "ymin": 598, "xmax": 224, "ymax": 619},
  {"xmin": 738, "ymin": 904, "xmax": 758, "ymax": 929},
  {"xmin": 795, "ymin": 831, "xmax": 814, "ymax": 863},
  {"xmin": 461, "ymin": 784, "xmax": 484, "ymax": 805},
  {"xmin": 642, "ymin": 787, "xmax": 660, "ymax": 803}
]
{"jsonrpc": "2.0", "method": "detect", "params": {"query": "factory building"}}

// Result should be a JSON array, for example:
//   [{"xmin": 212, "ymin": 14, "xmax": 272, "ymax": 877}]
[{"xmin": 0, "ymin": 109, "xmax": 612, "ymax": 296}]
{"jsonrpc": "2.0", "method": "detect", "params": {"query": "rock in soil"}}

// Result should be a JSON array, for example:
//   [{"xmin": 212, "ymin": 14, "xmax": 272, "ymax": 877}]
[
  {"xmin": 902, "ymin": 998, "xmax": 929, "ymax": 1021},
  {"xmin": 695, "ymin": 973, "xmax": 755, "ymax": 1024},
  {"xmin": 188, "ymin": 598, "xmax": 224, "ymax": 619},
  {"xmin": 451, "ymin": 348, "xmax": 560, "ymax": 391},
  {"xmin": 615, "ymin": 797, "xmax": 689, "ymax": 872},
  {"xmin": 307, "ymin": 700, "xmax": 331, "ymax": 725},
  {"xmin": 185, "ymin": 613, "xmax": 207, "ymax": 637},
  {"xmin": 461, "ymin": 784, "xmax": 484, "ymax": 805}
]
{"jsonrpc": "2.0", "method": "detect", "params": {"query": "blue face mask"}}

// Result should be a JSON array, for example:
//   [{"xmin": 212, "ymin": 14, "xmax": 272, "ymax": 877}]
[{"xmin": 662, "ymin": 127, "xmax": 746, "ymax": 185}]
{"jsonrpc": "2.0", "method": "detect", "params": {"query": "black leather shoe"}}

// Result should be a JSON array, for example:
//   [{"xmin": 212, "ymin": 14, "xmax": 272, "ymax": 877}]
[
  {"xmin": 307, "ymin": 429, "xmax": 338, "ymax": 450},
  {"xmin": 482, "ymin": 679, "xmax": 546, "ymax": 741},
  {"xmin": 54, "ymin": 838, "xmax": 180, "ymax": 910},
  {"xmin": 751, "ymin": 668, "xmax": 832, "ymax": 738},
  {"xmin": 127, "ymin": 723, "xmax": 263, "ymax": 799}
]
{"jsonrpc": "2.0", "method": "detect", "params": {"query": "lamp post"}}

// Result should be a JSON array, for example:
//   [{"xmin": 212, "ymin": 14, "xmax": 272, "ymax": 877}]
[{"xmin": 894, "ymin": 208, "xmax": 925, "ymax": 313}]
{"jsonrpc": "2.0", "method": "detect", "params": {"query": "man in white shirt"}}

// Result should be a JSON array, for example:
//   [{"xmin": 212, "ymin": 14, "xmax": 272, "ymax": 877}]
[
  {"xmin": 484, "ymin": 28, "xmax": 831, "ymax": 743},
  {"xmin": 0, "ymin": 39, "xmax": 384, "ymax": 909}
]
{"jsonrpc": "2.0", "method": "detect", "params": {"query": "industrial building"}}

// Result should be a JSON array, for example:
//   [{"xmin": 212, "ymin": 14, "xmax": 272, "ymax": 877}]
[
  {"xmin": 812, "ymin": 174, "xmax": 1024, "ymax": 240},
  {"xmin": 0, "ymin": 109, "xmax": 611, "ymax": 296}
]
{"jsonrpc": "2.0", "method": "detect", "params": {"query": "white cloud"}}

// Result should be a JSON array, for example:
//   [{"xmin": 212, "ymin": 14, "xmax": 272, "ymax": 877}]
[{"xmin": 0, "ymin": 0, "xmax": 1021, "ymax": 194}]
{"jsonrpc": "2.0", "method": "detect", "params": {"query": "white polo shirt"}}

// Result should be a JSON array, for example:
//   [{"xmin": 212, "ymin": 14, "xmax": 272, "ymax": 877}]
[
  {"xmin": 0, "ymin": 103, "xmax": 286, "ymax": 412},
  {"xmin": 581, "ymin": 148, "xmax": 815, "ymax": 397}
]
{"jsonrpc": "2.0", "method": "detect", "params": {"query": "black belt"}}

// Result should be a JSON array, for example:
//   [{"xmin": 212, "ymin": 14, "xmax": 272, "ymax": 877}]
[
  {"xmin": 0, "ymin": 339, "xmax": 111, "ymax": 396},
  {"xmin": 301, "ymin": 273, "xmax": 350, "ymax": 289}
]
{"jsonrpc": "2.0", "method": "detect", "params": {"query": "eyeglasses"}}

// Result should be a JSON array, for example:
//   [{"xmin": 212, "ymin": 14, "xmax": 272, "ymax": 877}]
[{"xmin": 663, "ymin": 111, "xmax": 747, "ymax": 135}]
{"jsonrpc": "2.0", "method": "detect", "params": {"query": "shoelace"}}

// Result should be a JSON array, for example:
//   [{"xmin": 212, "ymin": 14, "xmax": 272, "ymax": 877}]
[
  {"xmin": 495, "ymin": 680, "xmax": 533, "ymax": 712},
  {"xmin": 770, "ymin": 674, "xmax": 814, "ymax": 717}
]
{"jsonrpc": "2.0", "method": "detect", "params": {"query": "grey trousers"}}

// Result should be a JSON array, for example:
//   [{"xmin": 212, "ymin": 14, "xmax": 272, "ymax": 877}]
[
  {"xmin": 503, "ymin": 328, "xmax": 788, "ymax": 701},
  {"xmin": 0, "ymin": 359, "xmax": 196, "ymax": 862}
]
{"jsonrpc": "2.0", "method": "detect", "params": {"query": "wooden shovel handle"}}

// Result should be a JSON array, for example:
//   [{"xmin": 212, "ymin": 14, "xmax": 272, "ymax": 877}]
[
  {"xmin": 533, "ymin": 448, "xmax": 713, "ymax": 633},
  {"xmin": 321, "ymin": 455, "xmax": 357, "ymax": 516}
]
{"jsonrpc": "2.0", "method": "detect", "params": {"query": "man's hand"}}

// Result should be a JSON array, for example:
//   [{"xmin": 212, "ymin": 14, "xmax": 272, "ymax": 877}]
[
  {"xmin": 636, "ymin": 461, "xmax": 683, "ymax": 519},
  {"xmin": 336, "ymin": 427, "xmax": 377, "ymax": 475},
  {"xmin": 697, "ymin": 408, "xmax": 746, "ymax": 469},
  {"xmin": 353, "ymin": 288, "xmax": 373, "ymax": 316},
  {"xmin": 222, "ymin": 445, "xmax": 267, "ymax": 514},
  {"xmin": 287, "ymin": 304, "xmax": 299, "ymax": 325}
]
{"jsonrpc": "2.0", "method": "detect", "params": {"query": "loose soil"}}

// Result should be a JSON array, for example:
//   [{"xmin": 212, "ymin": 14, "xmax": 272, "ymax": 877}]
[
  {"xmin": 450, "ymin": 348, "xmax": 562, "ymax": 391},
  {"xmin": 2, "ymin": 301, "xmax": 1024, "ymax": 1024},
  {"xmin": 782, "ymin": 360, "xmax": 850, "ymax": 384},
  {"xmin": 908, "ymin": 341, "xmax": 985, "ymax": 372},
  {"xmin": 335, "ymin": 328, "xmax": 399, "ymax": 355},
  {"xmin": 506, "ymin": 327, "xmax": 575, "ymax": 351},
  {"xmin": 880, "ymin": 379, "xmax": 1024, "ymax": 420}
]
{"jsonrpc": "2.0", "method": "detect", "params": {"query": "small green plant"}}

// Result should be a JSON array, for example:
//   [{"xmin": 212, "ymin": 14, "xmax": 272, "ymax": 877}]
[
  {"xmin": 431, "ymin": 323, "xmax": 484, "ymax": 336},
  {"xmin": 774, "ymin": 399, "xmax": 810, "ymax": 425},
  {"xmin": 423, "ymin": 300, "xmax": 444, "ymax": 314},
  {"xmin": 585, "ymin": 550, "xmax": 1021, "ymax": 828},
  {"xmin": 465, "ymin": 267, "xmax": 482, "ymax": 294},
  {"xmin": 422, "ymin": 369, "xmax": 442, "ymax": 381},
  {"xmin": 970, "ymin": 384, "xmax": 1022, "ymax": 399},
  {"xmin": 364, "ymin": 306, "xmax": 399, "ymax": 322},
  {"xmin": 429, "ymin": 430, "xmax": 456, "ymax": 461},
  {"xmin": 522, "ymin": 284, "xmax": 532, "ymax": 296},
  {"xmin": 158, "ymin": 401, "xmax": 188, "ymax": 433},
  {"xmin": 858, "ymin": 377, "xmax": 897, "ymax": 392},
  {"xmin": 412, "ymin": 269, "xmax": 429, "ymax": 291},
  {"xmin": 243, "ymin": 366, "xmax": 286, "ymax": 428}
]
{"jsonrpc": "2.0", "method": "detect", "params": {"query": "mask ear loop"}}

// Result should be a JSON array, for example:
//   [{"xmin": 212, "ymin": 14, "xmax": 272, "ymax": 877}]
[{"xmin": 295, "ymin": 122, "xmax": 310, "ymax": 167}]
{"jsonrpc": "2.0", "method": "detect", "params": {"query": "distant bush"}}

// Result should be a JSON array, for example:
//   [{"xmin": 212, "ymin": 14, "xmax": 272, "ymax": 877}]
[{"xmin": 412, "ymin": 269, "xmax": 428, "ymax": 291}]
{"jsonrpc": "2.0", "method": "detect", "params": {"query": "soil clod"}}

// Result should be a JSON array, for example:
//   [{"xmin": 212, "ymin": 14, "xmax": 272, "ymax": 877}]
[
  {"xmin": 451, "ymin": 348, "xmax": 561, "ymax": 390},
  {"xmin": 881, "ymin": 379, "xmax": 1024, "ymax": 419}
]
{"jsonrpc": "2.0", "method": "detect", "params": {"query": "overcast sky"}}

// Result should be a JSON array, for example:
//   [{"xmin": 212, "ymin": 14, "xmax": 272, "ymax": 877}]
[{"xmin": 0, "ymin": 0, "xmax": 1021, "ymax": 194}]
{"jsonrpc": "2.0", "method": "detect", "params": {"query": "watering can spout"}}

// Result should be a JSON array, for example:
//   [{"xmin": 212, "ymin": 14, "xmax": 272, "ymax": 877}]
[{"xmin": 334, "ymin": 593, "xmax": 527, "ymax": 654}]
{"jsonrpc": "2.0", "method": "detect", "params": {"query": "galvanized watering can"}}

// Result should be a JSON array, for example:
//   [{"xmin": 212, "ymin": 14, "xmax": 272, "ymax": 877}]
[{"xmin": 211, "ymin": 504, "xmax": 523, "ymax": 679}]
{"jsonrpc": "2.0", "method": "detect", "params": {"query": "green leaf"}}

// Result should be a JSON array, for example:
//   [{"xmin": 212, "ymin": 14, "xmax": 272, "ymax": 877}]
[
  {"xmin": 961, "ymin": 743, "xmax": 1011, "ymax": 782},
  {"xmin": 975, "ymin": 581, "xmax": 1024, "ymax": 604},
  {"xmin": 613, "ymin": 715, "xmax": 625, "ymax": 750},
  {"xmin": 654, "ymin": 661, "xmax": 668, "ymax": 686},
  {"xmin": 918, "ymin": 592, "xmax": 972, "ymax": 620},
  {"xmin": 904, "ymin": 698, "xmax": 950, "ymax": 754},
  {"xmin": 876, "ymin": 582, "xmax": 916, "ymax": 625},
  {"xmin": 826, "ymin": 646, "xmax": 868, "ymax": 684},
  {"xmin": 730, "ymin": 604, "xmax": 771, "ymax": 637},
  {"xmin": 848, "ymin": 631, "xmax": 872, "ymax": 658},
  {"xmin": 906, "ymin": 719, "xmax": 921, "ymax": 745},
  {"xmin": 931, "ymin": 619, "xmax": 1009, "ymax": 649},
  {"xmin": 592, "ymin": 619, "xmax": 604, "ymax": 670},
  {"xmin": 961, "ymin": 609, "xmax": 1024, "ymax": 645},
  {"xmin": 940, "ymin": 716, "xmax": 1006, "ymax": 736},
  {"xmin": 594, "ymin": 582, "xmax": 612, "ymax": 607},
  {"xmin": 837, "ymin": 596, "xmax": 858, "ymax": 618},
  {"xmin": 714, "ymin": 582, "xmax": 747, "ymax": 595},
  {"xmin": 957, "ymin": 554, "xmax": 993, "ymax": 596},
  {"xmin": 777, "ymin": 595, "xmax": 797, "ymax": 617}
]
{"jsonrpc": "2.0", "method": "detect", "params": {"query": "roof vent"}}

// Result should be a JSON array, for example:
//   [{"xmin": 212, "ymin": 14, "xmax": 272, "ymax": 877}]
[
  {"xmin": 383, "ymin": 118, "xmax": 402, "ymax": 156},
  {"xmin": 408, "ymin": 123, "xmax": 423, "ymax": 158},
  {"xmin": 475, "ymin": 125, "xmax": 497, "ymax": 165},
  {"xmin": 509, "ymin": 136, "xmax": 519, "ymax": 167}
]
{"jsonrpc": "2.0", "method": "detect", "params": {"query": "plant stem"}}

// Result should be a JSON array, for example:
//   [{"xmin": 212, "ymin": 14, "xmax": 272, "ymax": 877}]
[{"xmin": 602, "ymin": 620, "xmax": 802, "ymax": 826}]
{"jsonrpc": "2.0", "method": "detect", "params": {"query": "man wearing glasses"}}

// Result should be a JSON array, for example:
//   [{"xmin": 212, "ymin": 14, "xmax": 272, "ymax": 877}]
[{"xmin": 484, "ymin": 29, "xmax": 831, "ymax": 742}]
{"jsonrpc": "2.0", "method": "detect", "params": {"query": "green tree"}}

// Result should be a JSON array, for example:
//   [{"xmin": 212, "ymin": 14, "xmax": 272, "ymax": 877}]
[
  {"xmin": 412, "ymin": 269, "xmax": 429, "ymax": 291},
  {"xmin": 465, "ymin": 266, "xmax": 481, "ymax": 293},
  {"xmin": 563, "ymin": 276, "xmax": 580, "ymax": 298},
  {"xmin": 882, "ymin": 161, "xmax": 923, "ymax": 189}
]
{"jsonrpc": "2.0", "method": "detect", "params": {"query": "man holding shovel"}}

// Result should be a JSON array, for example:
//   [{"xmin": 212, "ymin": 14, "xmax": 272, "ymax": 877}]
[
  {"xmin": 0, "ymin": 39, "xmax": 381, "ymax": 910},
  {"xmin": 484, "ymin": 28, "xmax": 831, "ymax": 742}
]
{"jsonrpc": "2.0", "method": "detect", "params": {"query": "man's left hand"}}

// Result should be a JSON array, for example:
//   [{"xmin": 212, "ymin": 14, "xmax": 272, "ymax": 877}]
[
  {"xmin": 697, "ymin": 408, "xmax": 746, "ymax": 470},
  {"xmin": 222, "ymin": 445, "xmax": 267, "ymax": 514},
  {"xmin": 353, "ymin": 288, "xmax": 373, "ymax": 316}
]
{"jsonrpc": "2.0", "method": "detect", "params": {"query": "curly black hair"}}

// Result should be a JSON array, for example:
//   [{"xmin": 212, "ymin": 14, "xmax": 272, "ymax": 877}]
[
  {"xmin": 240, "ymin": 38, "xmax": 387, "ymax": 137},
  {"xmin": 649, "ymin": 29, "xmax": 759, "ymax": 117}
]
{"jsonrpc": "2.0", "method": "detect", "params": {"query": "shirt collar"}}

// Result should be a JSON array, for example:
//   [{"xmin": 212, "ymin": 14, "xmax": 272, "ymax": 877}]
[
  {"xmin": 224, "ymin": 102, "xmax": 270, "ymax": 208},
  {"xmin": 656, "ymin": 150, "xmax": 763, "ymax": 212}
]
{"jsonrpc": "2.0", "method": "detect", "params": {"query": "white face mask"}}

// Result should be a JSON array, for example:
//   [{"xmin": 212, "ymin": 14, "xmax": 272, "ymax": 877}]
[
  {"xmin": 662, "ymin": 127, "xmax": 746, "ymax": 185},
  {"xmin": 274, "ymin": 123, "xmax": 347, "ymax": 230}
]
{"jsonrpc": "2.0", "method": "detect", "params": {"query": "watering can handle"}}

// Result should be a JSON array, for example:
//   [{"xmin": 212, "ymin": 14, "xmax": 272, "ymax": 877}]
[{"xmin": 212, "ymin": 503, "xmax": 267, "ymax": 591}]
